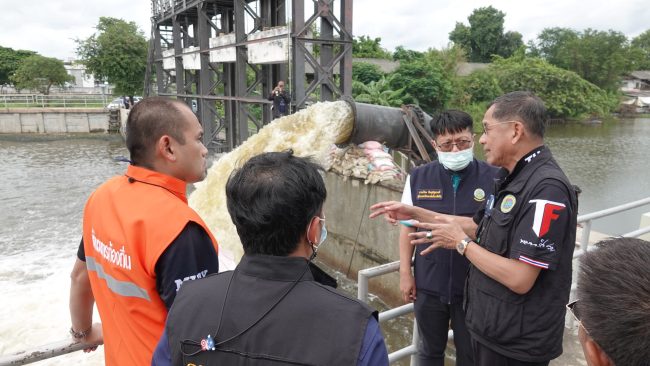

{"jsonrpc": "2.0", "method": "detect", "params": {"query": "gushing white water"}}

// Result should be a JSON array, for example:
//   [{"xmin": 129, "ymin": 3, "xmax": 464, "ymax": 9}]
[{"xmin": 190, "ymin": 101, "xmax": 353, "ymax": 263}]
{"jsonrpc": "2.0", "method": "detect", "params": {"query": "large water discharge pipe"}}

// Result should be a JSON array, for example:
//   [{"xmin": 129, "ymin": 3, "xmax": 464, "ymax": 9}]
[{"xmin": 341, "ymin": 98, "xmax": 434, "ymax": 150}]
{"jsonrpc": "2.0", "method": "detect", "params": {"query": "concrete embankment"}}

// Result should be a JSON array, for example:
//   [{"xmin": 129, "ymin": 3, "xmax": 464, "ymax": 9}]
[
  {"xmin": 319, "ymin": 171, "xmax": 404, "ymax": 305},
  {"xmin": 0, "ymin": 108, "xmax": 110, "ymax": 133}
]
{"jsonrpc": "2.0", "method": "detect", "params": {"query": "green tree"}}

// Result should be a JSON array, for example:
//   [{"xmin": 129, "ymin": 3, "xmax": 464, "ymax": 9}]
[
  {"xmin": 392, "ymin": 46, "xmax": 424, "ymax": 62},
  {"xmin": 352, "ymin": 62, "xmax": 384, "ymax": 84},
  {"xmin": 459, "ymin": 70, "xmax": 502, "ymax": 105},
  {"xmin": 389, "ymin": 58, "xmax": 452, "ymax": 113},
  {"xmin": 425, "ymin": 45, "xmax": 467, "ymax": 77},
  {"xmin": 0, "ymin": 46, "xmax": 36, "ymax": 86},
  {"xmin": 449, "ymin": 6, "xmax": 523, "ymax": 62},
  {"xmin": 352, "ymin": 74, "xmax": 408, "ymax": 107},
  {"xmin": 528, "ymin": 27, "xmax": 579, "ymax": 69},
  {"xmin": 352, "ymin": 35, "xmax": 392, "ymax": 59},
  {"xmin": 489, "ymin": 55, "xmax": 617, "ymax": 118},
  {"xmin": 76, "ymin": 17, "xmax": 148, "ymax": 96},
  {"xmin": 631, "ymin": 29, "xmax": 650, "ymax": 70},
  {"xmin": 10, "ymin": 54, "xmax": 72, "ymax": 94},
  {"xmin": 530, "ymin": 28, "xmax": 636, "ymax": 91}
]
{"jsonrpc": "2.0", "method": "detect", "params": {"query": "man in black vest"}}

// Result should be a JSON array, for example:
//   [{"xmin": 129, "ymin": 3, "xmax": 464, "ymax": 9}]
[
  {"xmin": 371, "ymin": 91, "xmax": 577, "ymax": 366},
  {"xmin": 397, "ymin": 110, "xmax": 498, "ymax": 366},
  {"xmin": 152, "ymin": 151, "xmax": 389, "ymax": 366}
]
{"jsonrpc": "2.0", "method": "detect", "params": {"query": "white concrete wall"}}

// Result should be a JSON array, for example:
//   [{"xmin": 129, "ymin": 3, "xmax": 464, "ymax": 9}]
[
  {"xmin": 209, "ymin": 33, "xmax": 236, "ymax": 63},
  {"xmin": 162, "ymin": 49, "xmax": 175, "ymax": 70},
  {"xmin": 0, "ymin": 109, "xmax": 109, "ymax": 134},
  {"xmin": 319, "ymin": 171, "xmax": 404, "ymax": 305},
  {"xmin": 248, "ymin": 27, "xmax": 290, "ymax": 64},
  {"xmin": 0, "ymin": 113, "xmax": 21, "ymax": 133},
  {"xmin": 182, "ymin": 46, "xmax": 201, "ymax": 70}
]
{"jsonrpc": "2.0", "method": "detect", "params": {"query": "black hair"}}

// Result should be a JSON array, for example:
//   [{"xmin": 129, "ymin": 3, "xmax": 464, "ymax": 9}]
[
  {"xmin": 225, "ymin": 151, "xmax": 327, "ymax": 256},
  {"xmin": 489, "ymin": 91, "xmax": 548, "ymax": 138},
  {"xmin": 429, "ymin": 109, "xmax": 473, "ymax": 137},
  {"xmin": 125, "ymin": 97, "xmax": 188, "ymax": 168},
  {"xmin": 577, "ymin": 237, "xmax": 650, "ymax": 365}
]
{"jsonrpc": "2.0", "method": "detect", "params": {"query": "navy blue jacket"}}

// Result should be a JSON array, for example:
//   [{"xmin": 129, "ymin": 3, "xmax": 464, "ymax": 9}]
[{"xmin": 410, "ymin": 159, "xmax": 498, "ymax": 303}]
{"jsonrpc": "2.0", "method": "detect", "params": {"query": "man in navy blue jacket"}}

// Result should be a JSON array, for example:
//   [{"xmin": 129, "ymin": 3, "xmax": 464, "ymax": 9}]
[{"xmin": 396, "ymin": 110, "xmax": 498, "ymax": 365}]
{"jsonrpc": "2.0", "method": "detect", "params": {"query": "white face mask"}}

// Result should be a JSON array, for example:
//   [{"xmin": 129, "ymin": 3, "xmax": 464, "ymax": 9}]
[
  {"xmin": 308, "ymin": 216, "xmax": 327, "ymax": 259},
  {"xmin": 437, "ymin": 148, "xmax": 473, "ymax": 171}
]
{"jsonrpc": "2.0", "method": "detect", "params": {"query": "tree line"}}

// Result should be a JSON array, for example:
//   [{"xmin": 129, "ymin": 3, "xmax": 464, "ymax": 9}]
[{"xmin": 352, "ymin": 6, "xmax": 650, "ymax": 121}]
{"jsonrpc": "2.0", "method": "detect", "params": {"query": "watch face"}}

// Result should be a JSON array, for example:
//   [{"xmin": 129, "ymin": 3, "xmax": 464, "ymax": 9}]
[{"xmin": 457, "ymin": 238, "xmax": 470, "ymax": 255}]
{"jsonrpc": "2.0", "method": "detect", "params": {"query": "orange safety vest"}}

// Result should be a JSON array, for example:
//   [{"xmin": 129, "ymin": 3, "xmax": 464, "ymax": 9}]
[{"xmin": 82, "ymin": 164, "xmax": 218, "ymax": 366}]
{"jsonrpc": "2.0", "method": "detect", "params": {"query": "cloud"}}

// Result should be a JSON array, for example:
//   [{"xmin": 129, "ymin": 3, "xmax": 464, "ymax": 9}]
[
  {"xmin": 0, "ymin": 0, "xmax": 151, "ymax": 59},
  {"xmin": 0, "ymin": 0, "xmax": 646, "ymax": 60}
]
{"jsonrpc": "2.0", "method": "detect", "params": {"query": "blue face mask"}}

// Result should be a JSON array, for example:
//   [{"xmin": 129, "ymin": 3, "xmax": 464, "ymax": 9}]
[{"xmin": 317, "ymin": 220, "xmax": 327, "ymax": 247}]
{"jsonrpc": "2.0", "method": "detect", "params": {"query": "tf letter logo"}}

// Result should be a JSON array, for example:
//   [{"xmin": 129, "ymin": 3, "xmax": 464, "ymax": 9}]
[{"xmin": 529, "ymin": 199, "xmax": 566, "ymax": 237}]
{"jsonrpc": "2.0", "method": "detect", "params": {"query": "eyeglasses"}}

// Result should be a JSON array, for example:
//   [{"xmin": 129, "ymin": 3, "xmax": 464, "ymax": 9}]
[
  {"xmin": 566, "ymin": 299, "xmax": 590, "ymax": 335},
  {"xmin": 481, "ymin": 120, "xmax": 518, "ymax": 135},
  {"xmin": 435, "ymin": 139, "xmax": 473, "ymax": 152}
]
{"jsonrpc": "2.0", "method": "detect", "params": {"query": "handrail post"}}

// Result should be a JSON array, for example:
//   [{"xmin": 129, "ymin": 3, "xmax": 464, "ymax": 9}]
[
  {"xmin": 357, "ymin": 270, "xmax": 368, "ymax": 303},
  {"xmin": 410, "ymin": 319, "xmax": 419, "ymax": 366},
  {"xmin": 580, "ymin": 220, "xmax": 592, "ymax": 252}
]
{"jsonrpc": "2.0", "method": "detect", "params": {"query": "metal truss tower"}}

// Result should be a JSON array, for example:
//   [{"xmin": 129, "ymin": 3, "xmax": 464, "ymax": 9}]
[{"xmin": 146, "ymin": 0, "xmax": 353, "ymax": 151}]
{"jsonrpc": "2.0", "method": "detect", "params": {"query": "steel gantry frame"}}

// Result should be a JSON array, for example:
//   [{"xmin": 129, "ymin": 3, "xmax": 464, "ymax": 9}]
[{"xmin": 146, "ymin": 0, "xmax": 353, "ymax": 151}]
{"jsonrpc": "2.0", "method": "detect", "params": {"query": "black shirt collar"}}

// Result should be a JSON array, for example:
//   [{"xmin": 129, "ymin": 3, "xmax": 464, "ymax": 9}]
[
  {"xmin": 501, "ymin": 145, "xmax": 548, "ymax": 186},
  {"xmin": 238, "ymin": 254, "xmax": 337, "ymax": 288}
]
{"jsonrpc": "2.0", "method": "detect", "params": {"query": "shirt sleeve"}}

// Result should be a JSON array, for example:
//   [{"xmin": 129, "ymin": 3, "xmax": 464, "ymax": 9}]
[
  {"xmin": 77, "ymin": 238, "xmax": 85, "ymax": 261},
  {"xmin": 155, "ymin": 221, "xmax": 219, "ymax": 309},
  {"xmin": 151, "ymin": 328, "xmax": 172, "ymax": 366},
  {"xmin": 401, "ymin": 175, "xmax": 413, "ymax": 206},
  {"xmin": 509, "ymin": 181, "xmax": 574, "ymax": 270},
  {"xmin": 357, "ymin": 316, "xmax": 389, "ymax": 366}
]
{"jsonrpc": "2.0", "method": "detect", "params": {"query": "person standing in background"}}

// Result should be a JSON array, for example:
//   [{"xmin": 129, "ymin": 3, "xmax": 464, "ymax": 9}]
[{"xmin": 268, "ymin": 80, "xmax": 290, "ymax": 119}]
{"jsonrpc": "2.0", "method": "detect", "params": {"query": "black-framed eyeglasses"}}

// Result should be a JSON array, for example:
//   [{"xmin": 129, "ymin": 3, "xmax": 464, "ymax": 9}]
[
  {"xmin": 435, "ymin": 139, "xmax": 473, "ymax": 152},
  {"xmin": 481, "ymin": 120, "xmax": 518, "ymax": 135},
  {"xmin": 567, "ymin": 299, "xmax": 590, "ymax": 335}
]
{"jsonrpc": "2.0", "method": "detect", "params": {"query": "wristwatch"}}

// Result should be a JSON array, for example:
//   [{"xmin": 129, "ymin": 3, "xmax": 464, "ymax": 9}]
[{"xmin": 457, "ymin": 237, "xmax": 472, "ymax": 256}]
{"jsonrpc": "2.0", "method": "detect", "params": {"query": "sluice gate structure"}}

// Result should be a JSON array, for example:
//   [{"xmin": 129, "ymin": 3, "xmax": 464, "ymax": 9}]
[{"xmin": 146, "ymin": 0, "xmax": 353, "ymax": 151}]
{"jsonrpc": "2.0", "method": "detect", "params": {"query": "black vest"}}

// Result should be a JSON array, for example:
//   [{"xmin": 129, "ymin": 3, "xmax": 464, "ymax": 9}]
[
  {"xmin": 465, "ymin": 146, "xmax": 578, "ymax": 362},
  {"xmin": 410, "ymin": 159, "xmax": 498, "ymax": 303},
  {"xmin": 166, "ymin": 254, "xmax": 376, "ymax": 366}
]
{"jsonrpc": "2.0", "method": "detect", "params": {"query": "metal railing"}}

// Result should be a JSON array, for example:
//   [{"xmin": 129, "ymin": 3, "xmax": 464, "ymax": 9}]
[
  {"xmin": 357, "ymin": 196, "xmax": 650, "ymax": 365},
  {"xmin": 0, "ymin": 94, "xmax": 109, "ymax": 108},
  {"xmin": 2, "ymin": 198, "xmax": 649, "ymax": 365}
]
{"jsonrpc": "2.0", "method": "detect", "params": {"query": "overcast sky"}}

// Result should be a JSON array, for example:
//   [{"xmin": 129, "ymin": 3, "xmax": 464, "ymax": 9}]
[{"xmin": 1, "ymin": 0, "xmax": 648, "ymax": 60}]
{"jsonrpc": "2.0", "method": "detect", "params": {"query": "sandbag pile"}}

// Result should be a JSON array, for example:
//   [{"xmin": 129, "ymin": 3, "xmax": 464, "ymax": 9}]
[{"xmin": 327, "ymin": 141, "xmax": 405, "ymax": 185}]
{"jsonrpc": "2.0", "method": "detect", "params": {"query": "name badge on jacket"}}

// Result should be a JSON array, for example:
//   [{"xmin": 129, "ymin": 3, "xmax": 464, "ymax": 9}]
[{"xmin": 417, "ymin": 189, "xmax": 443, "ymax": 200}]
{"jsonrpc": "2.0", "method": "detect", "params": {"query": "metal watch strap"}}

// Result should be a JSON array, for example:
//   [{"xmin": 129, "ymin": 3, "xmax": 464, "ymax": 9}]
[{"xmin": 457, "ymin": 237, "xmax": 472, "ymax": 256}]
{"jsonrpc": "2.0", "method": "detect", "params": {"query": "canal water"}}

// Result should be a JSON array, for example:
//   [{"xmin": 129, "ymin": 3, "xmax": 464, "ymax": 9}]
[{"xmin": 0, "ymin": 117, "xmax": 648, "ymax": 364}]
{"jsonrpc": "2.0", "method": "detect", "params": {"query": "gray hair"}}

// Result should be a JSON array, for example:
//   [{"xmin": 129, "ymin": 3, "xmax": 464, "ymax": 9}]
[{"xmin": 489, "ymin": 91, "xmax": 548, "ymax": 138}]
